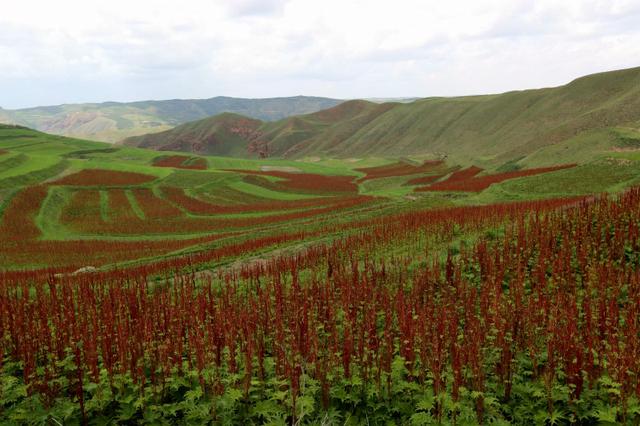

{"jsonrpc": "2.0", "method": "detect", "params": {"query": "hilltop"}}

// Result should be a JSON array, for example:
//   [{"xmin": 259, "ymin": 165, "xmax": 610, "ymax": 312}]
[
  {"xmin": 0, "ymin": 96, "xmax": 342, "ymax": 143},
  {"xmin": 124, "ymin": 66, "xmax": 640, "ymax": 167}
]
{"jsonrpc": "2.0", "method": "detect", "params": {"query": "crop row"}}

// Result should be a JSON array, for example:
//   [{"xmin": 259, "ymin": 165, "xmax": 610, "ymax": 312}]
[
  {"xmin": 152, "ymin": 155, "xmax": 207, "ymax": 170},
  {"xmin": 132, "ymin": 188, "xmax": 183, "ymax": 219},
  {"xmin": 3, "ymin": 189, "xmax": 636, "ymax": 423},
  {"xmin": 0, "ymin": 185, "xmax": 224, "ymax": 268},
  {"xmin": 162, "ymin": 186, "xmax": 361, "ymax": 215},
  {"xmin": 227, "ymin": 169, "xmax": 359, "ymax": 194},
  {"xmin": 52, "ymin": 169, "xmax": 157, "ymax": 186},
  {"xmin": 60, "ymin": 187, "xmax": 376, "ymax": 236},
  {"xmin": 356, "ymin": 160, "xmax": 445, "ymax": 181},
  {"xmin": 0, "ymin": 183, "xmax": 381, "ymax": 269},
  {"xmin": 416, "ymin": 164, "xmax": 576, "ymax": 192},
  {"xmin": 59, "ymin": 189, "xmax": 104, "ymax": 231}
]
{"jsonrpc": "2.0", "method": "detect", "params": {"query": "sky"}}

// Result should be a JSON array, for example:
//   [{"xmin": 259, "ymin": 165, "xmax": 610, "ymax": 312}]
[{"xmin": 1, "ymin": 0, "xmax": 640, "ymax": 109}]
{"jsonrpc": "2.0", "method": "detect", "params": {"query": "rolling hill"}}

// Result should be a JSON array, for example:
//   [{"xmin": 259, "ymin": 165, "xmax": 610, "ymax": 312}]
[
  {"xmin": 4, "ymin": 105, "xmax": 640, "ymax": 424},
  {"xmin": 0, "ymin": 96, "xmax": 342, "ymax": 143},
  {"xmin": 124, "ymin": 66, "xmax": 640, "ymax": 167}
]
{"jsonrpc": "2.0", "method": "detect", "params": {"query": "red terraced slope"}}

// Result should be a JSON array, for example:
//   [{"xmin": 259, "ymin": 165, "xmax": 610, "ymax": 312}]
[
  {"xmin": 356, "ymin": 160, "xmax": 445, "ymax": 181},
  {"xmin": 224, "ymin": 169, "xmax": 359, "ymax": 193},
  {"xmin": 416, "ymin": 164, "xmax": 576, "ymax": 192},
  {"xmin": 132, "ymin": 188, "xmax": 183, "ymax": 219},
  {"xmin": 162, "ymin": 186, "xmax": 360, "ymax": 215},
  {"xmin": 0, "ymin": 185, "xmax": 224, "ymax": 268},
  {"xmin": 52, "ymin": 169, "xmax": 157, "ymax": 186}
]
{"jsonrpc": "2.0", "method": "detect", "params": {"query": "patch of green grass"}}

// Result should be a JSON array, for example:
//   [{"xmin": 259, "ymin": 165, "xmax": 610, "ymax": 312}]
[
  {"xmin": 477, "ymin": 160, "xmax": 640, "ymax": 201},
  {"xmin": 67, "ymin": 157, "xmax": 171, "ymax": 179},
  {"xmin": 0, "ymin": 153, "xmax": 29, "ymax": 175},
  {"xmin": 227, "ymin": 179, "xmax": 321, "ymax": 200},
  {"xmin": 125, "ymin": 190, "xmax": 146, "ymax": 219},
  {"xmin": 37, "ymin": 186, "xmax": 73, "ymax": 240},
  {"xmin": 63, "ymin": 147, "xmax": 120, "ymax": 159},
  {"xmin": 160, "ymin": 170, "xmax": 229, "ymax": 188},
  {"xmin": 0, "ymin": 154, "xmax": 59, "ymax": 180},
  {"xmin": 0, "ymin": 159, "xmax": 69, "ymax": 188},
  {"xmin": 495, "ymin": 157, "xmax": 524, "ymax": 172},
  {"xmin": 99, "ymin": 191, "xmax": 109, "ymax": 222},
  {"xmin": 0, "ymin": 188, "xmax": 17, "ymax": 217},
  {"xmin": 519, "ymin": 128, "xmax": 622, "ymax": 167},
  {"xmin": 359, "ymin": 174, "xmax": 417, "ymax": 197}
]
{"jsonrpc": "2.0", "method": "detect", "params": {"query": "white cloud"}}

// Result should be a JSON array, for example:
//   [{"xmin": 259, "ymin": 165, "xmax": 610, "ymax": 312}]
[{"xmin": 0, "ymin": 0, "xmax": 639, "ymax": 108}]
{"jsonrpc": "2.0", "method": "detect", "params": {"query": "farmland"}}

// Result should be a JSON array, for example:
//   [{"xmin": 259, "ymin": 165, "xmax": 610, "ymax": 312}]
[{"xmin": 2, "ymin": 121, "xmax": 640, "ymax": 424}]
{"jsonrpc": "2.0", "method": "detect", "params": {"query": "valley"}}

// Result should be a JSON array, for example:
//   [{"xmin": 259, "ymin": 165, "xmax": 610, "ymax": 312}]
[{"xmin": 2, "ymin": 66, "xmax": 640, "ymax": 424}]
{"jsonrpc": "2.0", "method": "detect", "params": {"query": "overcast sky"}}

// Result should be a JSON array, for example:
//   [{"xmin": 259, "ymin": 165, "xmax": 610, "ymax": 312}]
[{"xmin": 1, "ymin": 0, "xmax": 639, "ymax": 109}]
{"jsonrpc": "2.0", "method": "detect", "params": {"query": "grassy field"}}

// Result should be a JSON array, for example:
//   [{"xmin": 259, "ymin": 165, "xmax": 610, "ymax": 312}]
[{"xmin": 1, "ymin": 124, "xmax": 639, "ymax": 271}]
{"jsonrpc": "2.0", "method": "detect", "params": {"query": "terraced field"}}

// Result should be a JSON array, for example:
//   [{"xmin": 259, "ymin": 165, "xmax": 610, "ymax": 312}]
[
  {"xmin": 4, "ymin": 123, "xmax": 640, "ymax": 423},
  {"xmin": 1, "ymin": 125, "xmax": 640, "ymax": 271}
]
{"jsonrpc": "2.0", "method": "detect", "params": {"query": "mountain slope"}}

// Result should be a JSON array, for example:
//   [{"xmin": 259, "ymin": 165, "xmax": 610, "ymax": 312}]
[
  {"xmin": 124, "ymin": 113, "xmax": 263, "ymax": 157},
  {"xmin": 0, "ymin": 96, "xmax": 342, "ymax": 143},
  {"xmin": 259, "ymin": 100, "xmax": 398, "ymax": 157},
  {"xmin": 124, "ymin": 66, "xmax": 640, "ymax": 165},
  {"xmin": 334, "ymin": 66, "xmax": 640, "ymax": 164},
  {"xmin": 122, "ymin": 100, "xmax": 393, "ymax": 156}
]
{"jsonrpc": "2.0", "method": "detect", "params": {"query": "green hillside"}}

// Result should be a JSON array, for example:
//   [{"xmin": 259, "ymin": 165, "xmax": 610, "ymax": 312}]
[
  {"xmin": 124, "ymin": 66, "xmax": 640, "ymax": 168},
  {"xmin": 3, "ymin": 122, "xmax": 640, "ymax": 270},
  {"xmin": 0, "ymin": 96, "xmax": 342, "ymax": 143},
  {"xmin": 4, "ymin": 117, "xmax": 640, "ymax": 425}
]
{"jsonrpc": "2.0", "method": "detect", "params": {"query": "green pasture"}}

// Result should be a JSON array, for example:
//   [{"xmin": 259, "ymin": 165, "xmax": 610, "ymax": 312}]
[{"xmin": 2, "ymin": 124, "xmax": 640, "ymax": 270}]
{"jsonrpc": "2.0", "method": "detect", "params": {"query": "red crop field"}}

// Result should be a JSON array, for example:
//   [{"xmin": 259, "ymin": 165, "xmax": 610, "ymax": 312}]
[
  {"xmin": 162, "ymin": 186, "xmax": 362, "ymax": 215},
  {"xmin": 417, "ymin": 164, "xmax": 576, "ymax": 192},
  {"xmin": 440, "ymin": 165, "xmax": 483, "ymax": 181},
  {"xmin": 106, "ymin": 189, "xmax": 140, "ymax": 222},
  {"xmin": 59, "ymin": 189, "xmax": 104, "ymax": 232},
  {"xmin": 356, "ymin": 160, "xmax": 445, "ymax": 181},
  {"xmin": 0, "ymin": 185, "xmax": 226, "ymax": 268},
  {"xmin": 132, "ymin": 188, "xmax": 183, "ymax": 219},
  {"xmin": 405, "ymin": 173, "xmax": 445, "ymax": 186},
  {"xmin": 226, "ymin": 169, "xmax": 359, "ymax": 193},
  {"xmin": 58, "ymin": 185, "xmax": 375, "ymax": 236},
  {"xmin": 0, "ymin": 185, "xmax": 48, "ymax": 241},
  {"xmin": 52, "ymin": 169, "xmax": 157, "ymax": 186},
  {"xmin": 4, "ymin": 187, "xmax": 639, "ymax": 423},
  {"xmin": 153, "ymin": 155, "xmax": 208, "ymax": 170}
]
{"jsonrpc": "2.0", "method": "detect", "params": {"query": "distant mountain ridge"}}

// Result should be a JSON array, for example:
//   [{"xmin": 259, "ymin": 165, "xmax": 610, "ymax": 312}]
[
  {"xmin": 124, "ymin": 67, "xmax": 640, "ymax": 166},
  {"xmin": 0, "ymin": 96, "xmax": 343, "ymax": 143}
]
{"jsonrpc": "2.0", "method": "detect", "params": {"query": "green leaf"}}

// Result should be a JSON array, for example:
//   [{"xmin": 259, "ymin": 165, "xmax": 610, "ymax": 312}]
[
  {"xmin": 595, "ymin": 406, "xmax": 618, "ymax": 424},
  {"xmin": 49, "ymin": 398, "xmax": 77, "ymax": 421},
  {"xmin": 118, "ymin": 402, "xmax": 139, "ymax": 421},
  {"xmin": 184, "ymin": 387, "xmax": 203, "ymax": 401},
  {"xmin": 410, "ymin": 412, "xmax": 435, "ymax": 425},
  {"xmin": 251, "ymin": 399, "xmax": 283, "ymax": 419},
  {"xmin": 627, "ymin": 395, "xmax": 640, "ymax": 417},
  {"xmin": 295, "ymin": 395, "xmax": 316, "ymax": 419},
  {"xmin": 270, "ymin": 390, "xmax": 289, "ymax": 402},
  {"xmin": 184, "ymin": 400, "xmax": 213, "ymax": 423},
  {"xmin": 547, "ymin": 408, "xmax": 567, "ymax": 425},
  {"xmin": 1, "ymin": 375, "xmax": 27, "ymax": 405},
  {"xmin": 416, "ymin": 394, "xmax": 435, "ymax": 411}
]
